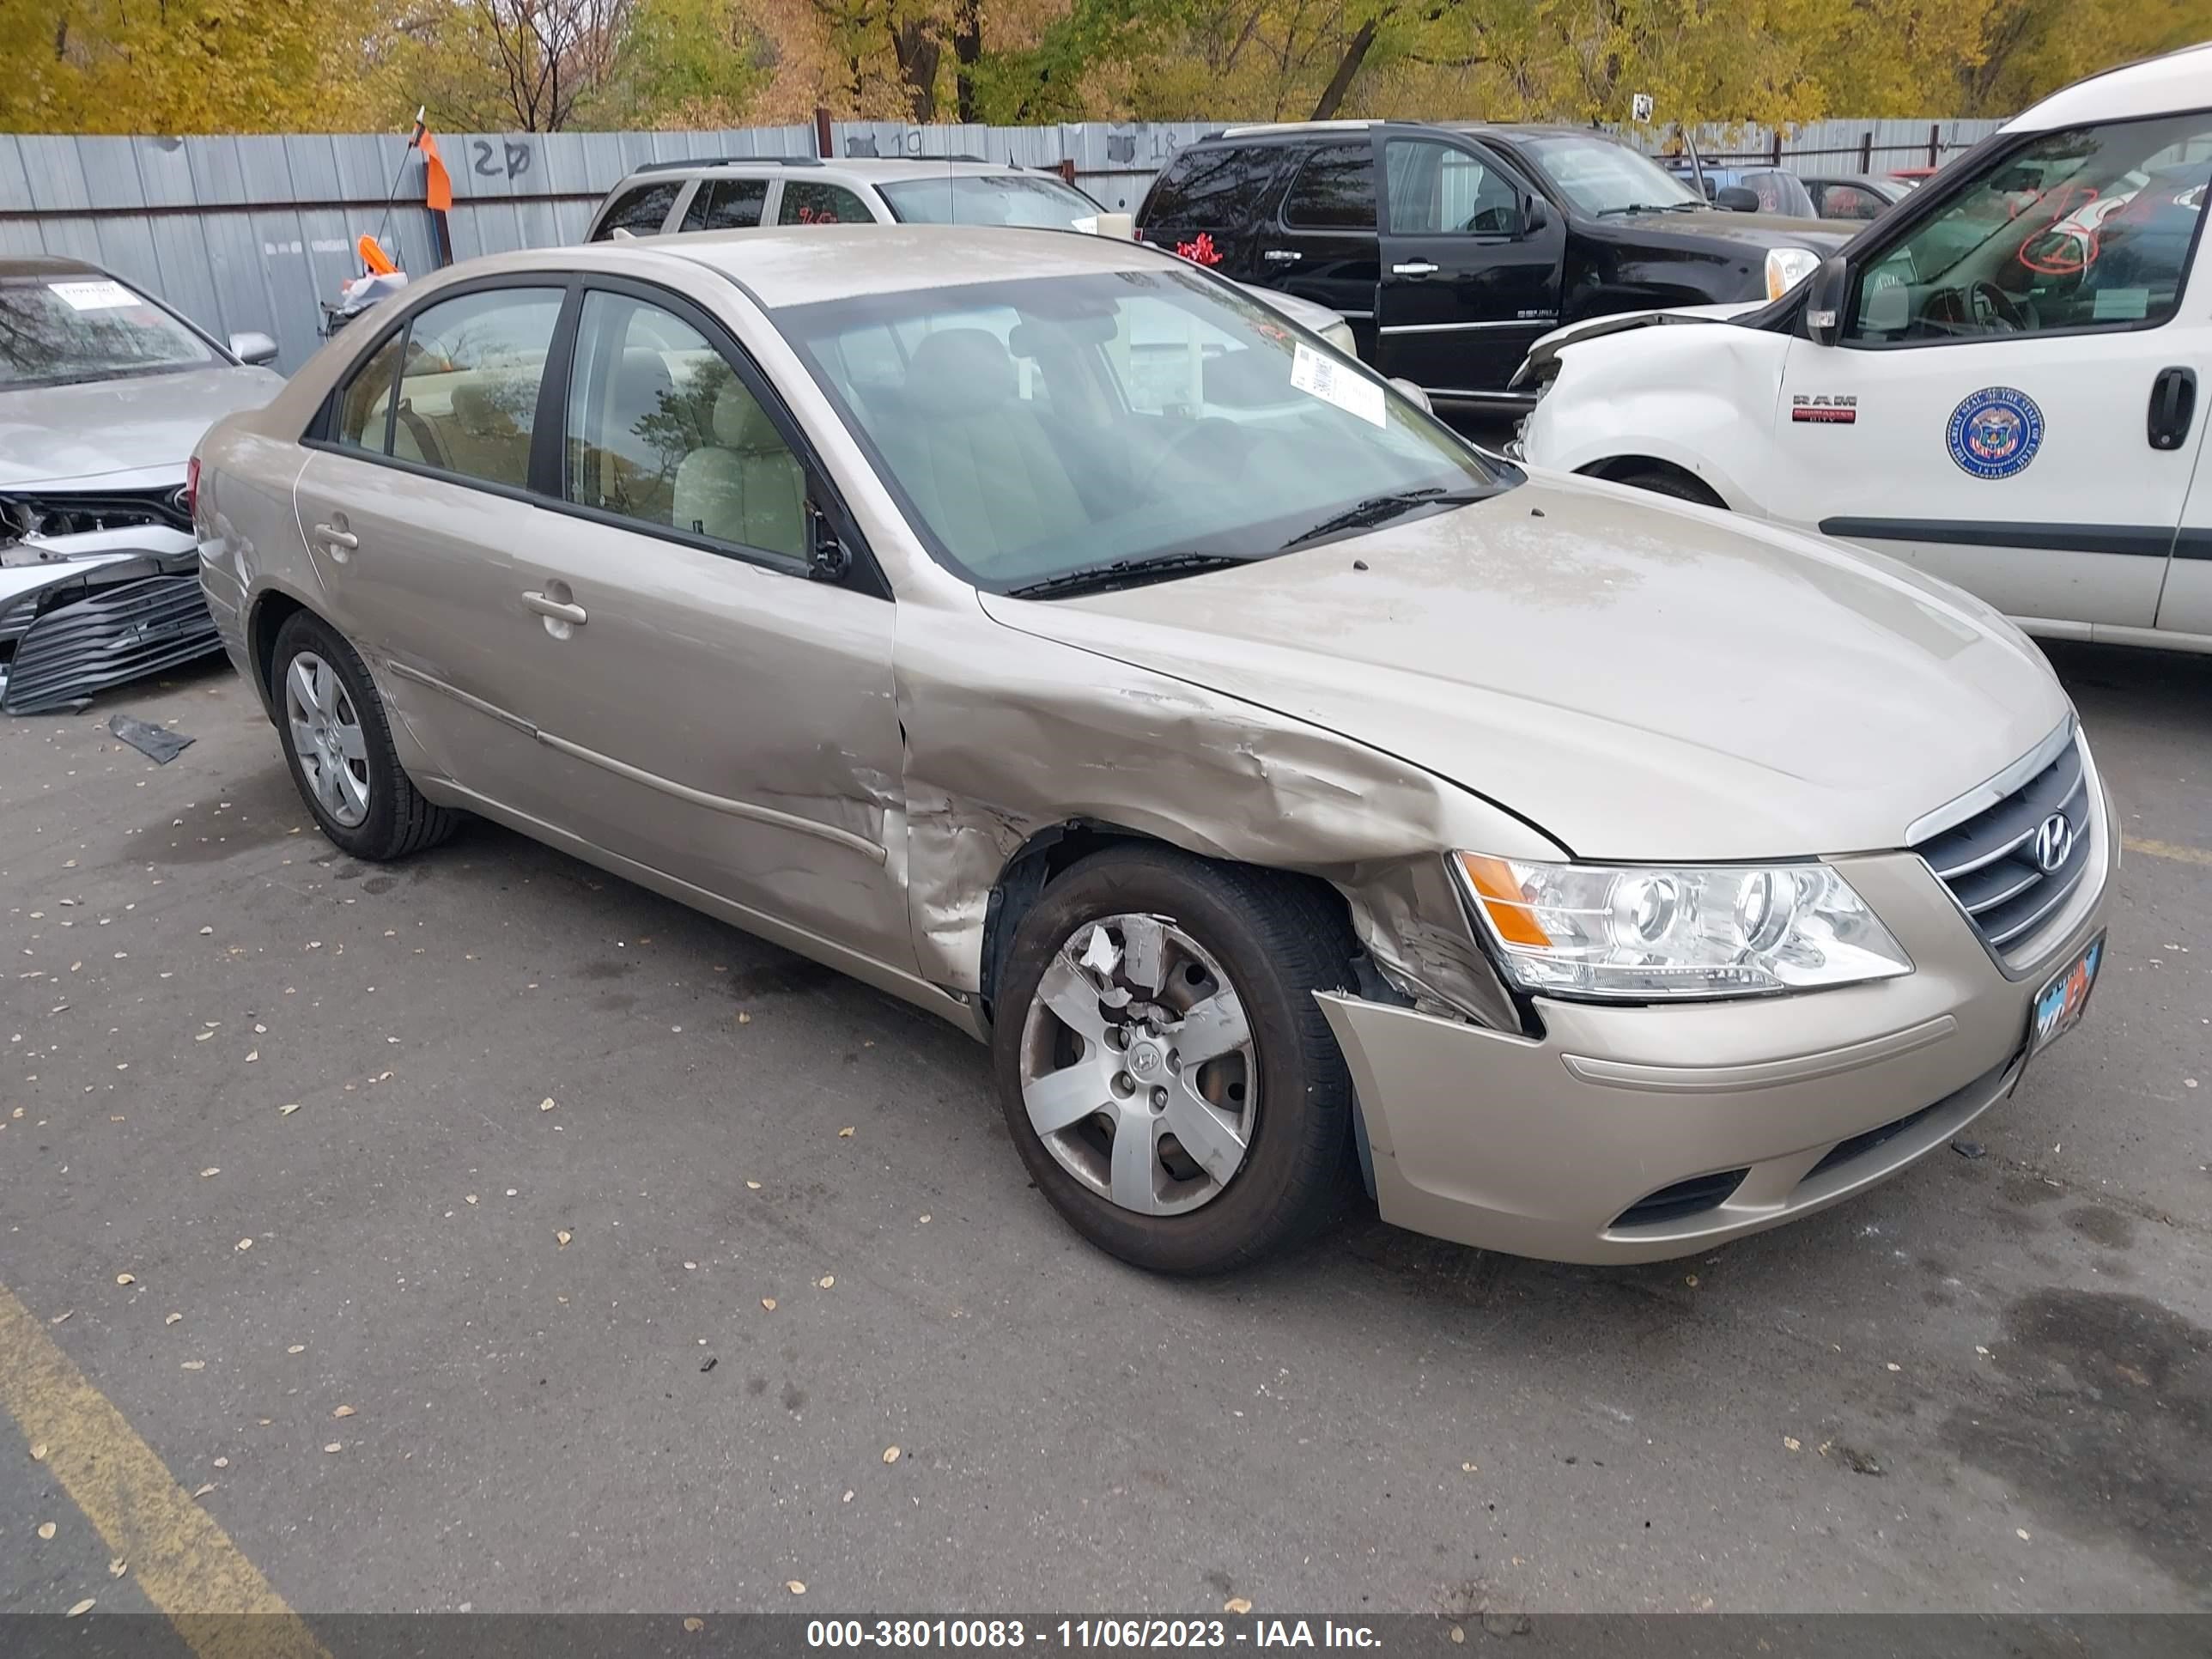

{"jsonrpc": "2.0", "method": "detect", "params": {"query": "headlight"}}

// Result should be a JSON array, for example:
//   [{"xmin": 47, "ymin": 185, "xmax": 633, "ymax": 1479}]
[
  {"xmin": 1765, "ymin": 246, "xmax": 1820, "ymax": 301},
  {"xmin": 1455, "ymin": 854, "xmax": 1911, "ymax": 1000},
  {"xmin": 1321, "ymin": 319, "xmax": 1359, "ymax": 358}
]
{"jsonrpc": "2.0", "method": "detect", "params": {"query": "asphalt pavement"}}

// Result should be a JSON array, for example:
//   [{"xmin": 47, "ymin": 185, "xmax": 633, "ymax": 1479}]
[{"xmin": 1, "ymin": 639, "xmax": 2207, "ymax": 1622}]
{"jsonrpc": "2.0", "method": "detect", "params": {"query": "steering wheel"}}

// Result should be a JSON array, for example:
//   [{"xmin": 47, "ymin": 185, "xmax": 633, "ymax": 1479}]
[{"xmin": 1925, "ymin": 281, "xmax": 2029, "ymax": 334}]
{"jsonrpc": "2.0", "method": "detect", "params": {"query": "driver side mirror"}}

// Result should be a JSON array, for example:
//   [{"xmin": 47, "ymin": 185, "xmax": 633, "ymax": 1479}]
[
  {"xmin": 1803, "ymin": 254, "xmax": 1850, "ymax": 347},
  {"xmin": 1389, "ymin": 377, "xmax": 1432, "ymax": 415},
  {"xmin": 1520, "ymin": 196, "xmax": 1549, "ymax": 234},
  {"xmin": 1713, "ymin": 185, "xmax": 1760, "ymax": 213},
  {"xmin": 228, "ymin": 331, "xmax": 278, "ymax": 366}
]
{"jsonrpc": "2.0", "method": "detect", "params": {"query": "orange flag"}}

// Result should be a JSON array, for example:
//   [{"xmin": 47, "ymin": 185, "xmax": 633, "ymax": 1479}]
[{"xmin": 420, "ymin": 129, "xmax": 453, "ymax": 213}]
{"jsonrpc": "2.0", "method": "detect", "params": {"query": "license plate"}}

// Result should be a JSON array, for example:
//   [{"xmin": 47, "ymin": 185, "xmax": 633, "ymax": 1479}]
[{"xmin": 2028, "ymin": 933, "xmax": 2103, "ymax": 1058}]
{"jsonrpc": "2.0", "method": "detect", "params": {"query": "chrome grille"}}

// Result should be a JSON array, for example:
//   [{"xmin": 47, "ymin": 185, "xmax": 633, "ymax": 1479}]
[{"xmin": 1912, "ymin": 734, "xmax": 2092, "ymax": 953}]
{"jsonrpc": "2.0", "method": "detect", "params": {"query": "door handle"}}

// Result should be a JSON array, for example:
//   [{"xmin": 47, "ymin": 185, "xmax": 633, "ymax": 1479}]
[
  {"xmin": 522, "ymin": 591, "xmax": 587, "ymax": 626},
  {"xmin": 1392, "ymin": 260, "xmax": 1439, "ymax": 277},
  {"xmin": 2149, "ymin": 366, "xmax": 2197, "ymax": 451},
  {"xmin": 1262, "ymin": 249, "xmax": 1302, "ymax": 264},
  {"xmin": 314, "ymin": 524, "xmax": 358, "ymax": 550}
]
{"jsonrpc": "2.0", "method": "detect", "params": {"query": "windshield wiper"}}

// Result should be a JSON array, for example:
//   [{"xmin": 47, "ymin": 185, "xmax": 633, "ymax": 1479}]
[
  {"xmin": 1006, "ymin": 551, "xmax": 1259, "ymax": 600},
  {"xmin": 1279, "ymin": 488, "xmax": 1488, "ymax": 550}
]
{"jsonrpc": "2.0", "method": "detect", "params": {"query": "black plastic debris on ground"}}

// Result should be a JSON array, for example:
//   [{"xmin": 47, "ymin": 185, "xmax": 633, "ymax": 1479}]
[{"xmin": 108, "ymin": 713, "xmax": 194, "ymax": 763}]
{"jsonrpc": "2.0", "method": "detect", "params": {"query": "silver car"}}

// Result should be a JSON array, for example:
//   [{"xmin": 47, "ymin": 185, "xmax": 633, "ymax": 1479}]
[
  {"xmin": 193, "ymin": 227, "xmax": 2112, "ymax": 1273},
  {"xmin": 586, "ymin": 155, "xmax": 1365, "ymax": 358},
  {"xmin": 2, "ymin": 255, "xmax": 281, "ymax": 711}
]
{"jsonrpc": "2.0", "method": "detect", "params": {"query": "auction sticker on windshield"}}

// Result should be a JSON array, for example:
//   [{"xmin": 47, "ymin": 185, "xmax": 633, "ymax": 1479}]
[
  {"xmin": 2029, "ymin": 932, "xmax": 2102, "ymax": 1058},
  {"xmin": 1291, "ymin": 341, "xmax": 1384, "ymax": 428},
  {"xmin": 48, "ymin": 280, "xmax": 137, "ymax": 311}
]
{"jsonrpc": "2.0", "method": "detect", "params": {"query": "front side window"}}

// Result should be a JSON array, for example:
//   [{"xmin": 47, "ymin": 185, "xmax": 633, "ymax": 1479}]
[
  {"xmin": 1516, "ymin": 133, "xmax": 1704, "ymax": 217},
  {"xmin": 681, "ymin": 177, "xmax": 769, "ymax": 232},
  {"xmin": 1845, "ymin": 113, "xmax": 2212, "ymax": 345},
  {"xmin": 595, "ymin": 180, "xmax": 682, "ymax": 240},
  {"xmin": 383, "ymin": 288, "xmax": 563, "ymax": 485},
  {"xmin": 879, "ymin": 173, "xmax": 1101, "ymax": 228},
  {"xmin": 1385, "ymin": 140, "xmax": 1519, "ymax": 235},
  {"xmin": 779, "ymin": 268, "xmax": 1507, "ymax": 591},
  {"xmin": 0, "ymin": 274, "xmax": 216, "ymax": 389},
  {"xmin": 1282, "ymin": 143, "xmax": 1377, "ymax": 230},
  {"xmin": 564, "ymin": 289, "xmax": 805, "ymax": 559},
  {"xmin": 779, "ymin": 182, "xmax": 872, "ymax": 226}
]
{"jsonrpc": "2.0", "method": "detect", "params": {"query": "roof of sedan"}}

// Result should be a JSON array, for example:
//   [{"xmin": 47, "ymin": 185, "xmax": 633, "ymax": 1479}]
[
  {"xmin": 0, "ymin": 254, "xmax": 102, "ymax": 279},
  {"xmin": 647, "ymin": 223, "xmax": 1175, "ymax": 308}
]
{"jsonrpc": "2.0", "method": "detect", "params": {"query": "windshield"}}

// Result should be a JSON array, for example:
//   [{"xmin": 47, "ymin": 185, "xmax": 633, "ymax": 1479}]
[
  {"xmin": 0, "ymin": 275, "xmax": 217, "ymax": 389},
  {"xmin": 1516, "ymin": 133, "xmax": 1704, "ymax": 216},
  {"xmin": 777, "ymin": 268, "xmax": 1506, "ymax": 592},
  {"xmin": 878, "ymin": 174, "xmax": 1103, "ymax": 230}
]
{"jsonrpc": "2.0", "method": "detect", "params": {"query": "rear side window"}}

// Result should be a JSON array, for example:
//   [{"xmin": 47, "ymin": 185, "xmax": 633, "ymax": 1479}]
[
  {"xmin": 779, "ymin": 182, "xmax": 872, "ymax": 225},
  {"xmin": 594, "ymin": 180, "xmax": 682, "ymax": 240},
  {"xmin": 1814, "ymin": 183, "xmax": 1883, "ymax": 221},
  {"xmin": 1141, "ymin": 146, "xmax": 1283, "ymax": 228},
  {"xmin": 377, "ymin": 288, "xmax": 564, "ymax": 488},
  {"xmin": 682, "ymin": 177, "xmax": 769, "ymax": 232},
  {"xmin": 336, "ymin": 333, "xmax": 403, "ymax": 450},
  {"xmin": 1283, "ymin": 143, "xmax": 1376, "ymax": 230}
]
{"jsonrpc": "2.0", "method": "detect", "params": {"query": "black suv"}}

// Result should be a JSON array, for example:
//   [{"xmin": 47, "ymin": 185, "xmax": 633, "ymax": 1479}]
[{"xmin": 1137, "ymin": 121, "xmax": 1849, "ymax": 410}]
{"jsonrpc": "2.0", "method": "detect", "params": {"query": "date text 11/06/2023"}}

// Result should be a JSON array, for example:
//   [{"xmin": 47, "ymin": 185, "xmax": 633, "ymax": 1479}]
[{"xmin": 805, "ymin": 1620, "xmax": 1386, "ymax": 1649}]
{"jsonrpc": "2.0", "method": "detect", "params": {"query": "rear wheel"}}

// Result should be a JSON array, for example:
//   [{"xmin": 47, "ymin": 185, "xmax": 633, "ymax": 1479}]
[
  {"xmin": 993, "ymin": 846, "xmax": 1357, "ymax": 1274},
  {"xmin": 271, "ymin": 611, "xmax": 459, "ymax": 862}
]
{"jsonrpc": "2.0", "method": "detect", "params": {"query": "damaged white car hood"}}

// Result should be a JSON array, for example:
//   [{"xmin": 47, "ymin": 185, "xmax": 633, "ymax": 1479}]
[
  {"xmin": 0, "ymin": 365, "xmax": 283, "ymax": 489},
  {"xmin": 977, "ymin": 472, "xmax": 2069, "ymax": 863}
]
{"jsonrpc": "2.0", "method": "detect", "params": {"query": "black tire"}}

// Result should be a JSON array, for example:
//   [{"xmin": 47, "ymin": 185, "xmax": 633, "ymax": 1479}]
[
  {"xmin": 270, "ymin": 610, "xmax": 459, "ymax": 862},
  {"xmin": 992, "ymin": 845, "xmax": 1358, "ymax": 1275},
  {"xmin": 1612, "ymin": 465, "xmax": 1726, "ymax": 507}
]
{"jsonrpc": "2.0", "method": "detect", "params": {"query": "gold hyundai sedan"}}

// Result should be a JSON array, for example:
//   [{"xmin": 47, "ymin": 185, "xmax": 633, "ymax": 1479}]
[{"xmin": 192, "ymin": 226, "xmax": 2112, "ymax": 1273}]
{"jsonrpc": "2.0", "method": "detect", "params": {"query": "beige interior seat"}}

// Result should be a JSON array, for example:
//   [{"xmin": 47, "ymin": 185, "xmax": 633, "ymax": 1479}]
[
  {"xmin": 445, "ymin": 379, "xmax": 533, "ymax": 486},
  {"xmin": 672, "ymin": 380, "xmax": 807, "ymax": 557},
  {"xmin": 879, "ymin": 328, "xmax": 1086, "ymax": 572}
]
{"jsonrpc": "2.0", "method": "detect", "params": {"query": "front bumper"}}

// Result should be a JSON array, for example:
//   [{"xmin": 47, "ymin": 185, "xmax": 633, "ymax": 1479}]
[
  {"xmin": 1, "ymin": 526, "xmax": 218, "ymax": 714},
  {"xmin": 1320, "ymin": 779, "xmax": 2115, "ymax": 1264}
]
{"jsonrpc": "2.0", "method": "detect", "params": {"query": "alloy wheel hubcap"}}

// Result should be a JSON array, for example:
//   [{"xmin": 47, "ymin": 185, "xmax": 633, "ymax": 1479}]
[
  {"xmin": 1018, "ymin": 914, "xmax": 1257, "ymax": 1216},
  {"xmin": 284, "ymin": 651, "xmax": 371, "ymax": 829}
]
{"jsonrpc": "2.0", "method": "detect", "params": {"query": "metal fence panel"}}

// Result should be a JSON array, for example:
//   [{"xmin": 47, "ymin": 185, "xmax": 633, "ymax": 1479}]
[{"xmin": 1, "ymin": 117, "xmax": 2013, "ymax": 372}]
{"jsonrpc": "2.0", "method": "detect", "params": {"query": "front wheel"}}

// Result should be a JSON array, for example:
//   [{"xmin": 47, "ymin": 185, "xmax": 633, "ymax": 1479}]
[
  {"xmin": 270, "ymin": 610, "xmax": 459, "ymax": 862},
  {"xmin": 992, "ymin": 846, "xmax": 1358, "ymax": 1274}
]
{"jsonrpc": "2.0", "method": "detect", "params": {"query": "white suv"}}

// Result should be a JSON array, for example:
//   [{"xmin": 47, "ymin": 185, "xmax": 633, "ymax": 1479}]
[
  {"xmin": 1516, "ymin": 43, "xmax": 2212, "ymax": 655},
  {"xmin": 585, "ymin": 156, "xmax": 1364, "ymax": 358}
]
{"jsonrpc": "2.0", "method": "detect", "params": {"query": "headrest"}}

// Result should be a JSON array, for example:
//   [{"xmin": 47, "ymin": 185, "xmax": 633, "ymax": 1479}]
[
  {"xmin": 903, "ymin": 328, "xmax": 1018, "ymax": 418},
  {"xmin": 712, "ymin": 380, "xmax": 785, "ymax": 453},
  {"xmin": 614, "ymin": 347, "xmax": 673, "ymax": 406}
]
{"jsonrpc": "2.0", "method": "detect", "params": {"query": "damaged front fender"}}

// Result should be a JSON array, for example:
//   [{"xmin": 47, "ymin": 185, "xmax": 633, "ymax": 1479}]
[{"xmin": 893, "ymin": 593, "xmax": 1562, "ymax": 1024}]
